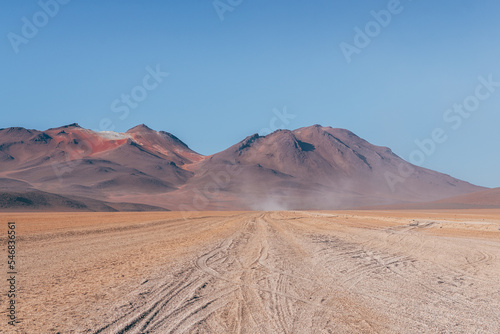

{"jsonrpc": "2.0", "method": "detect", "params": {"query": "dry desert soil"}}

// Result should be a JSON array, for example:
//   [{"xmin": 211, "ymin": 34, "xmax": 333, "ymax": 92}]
[{"xmin": 1, "ymin": 210, "xmax": 500, "ymax": 333}]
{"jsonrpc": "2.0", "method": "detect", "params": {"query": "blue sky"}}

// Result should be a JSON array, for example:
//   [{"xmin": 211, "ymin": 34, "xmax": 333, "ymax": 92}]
[{"xmin": 1, "ymin": 0, "xmax": 500, "ymax": 187}]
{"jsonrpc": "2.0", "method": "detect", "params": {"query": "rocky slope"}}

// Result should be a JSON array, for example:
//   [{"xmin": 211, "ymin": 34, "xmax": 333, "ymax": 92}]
[{"xmin": 0, "ymin": 124, "xmax": 485, "ymax": 210}]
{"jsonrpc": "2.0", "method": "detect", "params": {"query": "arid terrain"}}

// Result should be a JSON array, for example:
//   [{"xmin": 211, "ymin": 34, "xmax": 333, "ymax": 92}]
[
  {"xmin": 1, "ymin": 210, "xmax": 500, "ymax": 333},
  {"xmin": 0, "ymin": 124, "xmax": 486, "ymax": 211}
]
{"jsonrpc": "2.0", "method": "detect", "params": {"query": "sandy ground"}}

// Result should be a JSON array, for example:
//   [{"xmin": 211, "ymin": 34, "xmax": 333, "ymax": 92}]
[{"xmin": 1, "ymin": 210, "xmax": 500, "ymax": 333}]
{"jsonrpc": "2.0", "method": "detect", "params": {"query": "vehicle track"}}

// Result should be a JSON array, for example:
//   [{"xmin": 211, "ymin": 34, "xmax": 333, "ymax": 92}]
[{"xmin": 85, "ymin": 211, "xmax": 500, "ymax": 333}]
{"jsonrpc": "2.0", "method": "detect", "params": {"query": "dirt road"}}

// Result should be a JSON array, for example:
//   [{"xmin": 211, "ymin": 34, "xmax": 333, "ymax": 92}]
[{"xmin": 1, "ymin": 210, "xmax": 500, "ymax": 333}]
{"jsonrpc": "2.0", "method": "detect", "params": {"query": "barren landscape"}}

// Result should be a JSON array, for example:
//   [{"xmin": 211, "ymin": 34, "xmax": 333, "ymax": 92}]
[
  {"xmin": 0, "ymin": 124, "xmax": 487, "ymax": 211},
  {"xmin": 4, "ymin": 1, "xmax": 500, "ymax": 333},
  {"xmin": 2, "ymin": 210, "xmax": 500, "ymax": 333}
]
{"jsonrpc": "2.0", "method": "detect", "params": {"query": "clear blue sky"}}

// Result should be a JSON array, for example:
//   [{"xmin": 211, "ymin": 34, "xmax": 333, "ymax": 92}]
[{"xmin": 1, "ymin": 0, "xmax": 500, "ymax": 187}]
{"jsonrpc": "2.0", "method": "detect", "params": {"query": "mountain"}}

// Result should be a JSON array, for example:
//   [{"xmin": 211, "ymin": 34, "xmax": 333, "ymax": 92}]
[
  {"xmin": 0, "ymin": 189, "xmax": 168, "ymax": 212},
  {"xmin": 0, "ymin": 124, "xmax": 201, "ymax": 202},
  {"xmin": 0, "ymin": 124, "xmax": 486, "ymax": 211},
  {"xmin": 184, "ymin": 125, "xmax": 483, "ymax": 210}
]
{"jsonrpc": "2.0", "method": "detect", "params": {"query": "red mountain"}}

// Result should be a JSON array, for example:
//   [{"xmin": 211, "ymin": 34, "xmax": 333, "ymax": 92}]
[
  {"xmin": 0, "ymin": 124, "xmax": 486, "ymax": 211},
  {"xmin": 0, "ymin": 124, "xmax": 201, "ymax": 204}
]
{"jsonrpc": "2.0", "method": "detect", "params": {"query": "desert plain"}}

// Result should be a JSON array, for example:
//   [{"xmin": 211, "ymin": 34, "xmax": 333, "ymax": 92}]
[{"xmin": 1, "ymin": 210, "xmax": 500, "ymax": 333}]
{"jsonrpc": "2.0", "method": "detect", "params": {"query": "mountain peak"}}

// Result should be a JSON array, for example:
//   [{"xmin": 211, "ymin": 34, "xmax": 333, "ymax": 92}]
[
  {"xmin": 294, "ymin": 124, "xmax": 332, "ymax": 132},
  {"xmin": 48, "ymin": 123, "xmax": 81, "ymax": 131},
  {"xmin": 126, "ymin": 124, "xmax": 154, "ymax": 133},
  {"xmin": 266, "ymin": 129, "xmax": 293, "ymax": 137},
  {"xmin": 237, "ymin": 133, "xmax": 261, "ymax": 151}
]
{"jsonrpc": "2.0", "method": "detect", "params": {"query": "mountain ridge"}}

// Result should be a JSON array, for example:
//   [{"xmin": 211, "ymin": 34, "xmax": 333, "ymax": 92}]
[{"xmin": 0, "ymin": 123, "xmax": 487, "ymax": 211}]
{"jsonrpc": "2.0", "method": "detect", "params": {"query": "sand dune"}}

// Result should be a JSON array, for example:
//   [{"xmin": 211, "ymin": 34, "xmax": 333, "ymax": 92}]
[{"xmin": 3, "ymin": 210, "xmax": 499, "ymax": 333}]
